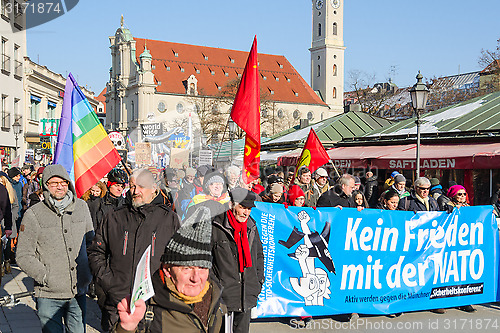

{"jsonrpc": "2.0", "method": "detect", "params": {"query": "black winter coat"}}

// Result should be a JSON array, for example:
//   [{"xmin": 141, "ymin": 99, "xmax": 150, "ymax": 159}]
[
  {"xmin": 211, "ymin": 212, "xmax": 264, "ymax": 312},
  {"xmin": 316, "ymin": 188, "xmax": 355, "ymax": 208},
  {"xmin": 88, "ymin": 193, "xmax": 180, "ymax": 308},
  {"xmin": 398, "ymin": 191, "xmax": 439, "ymax": 212},
  {"xmin": 0, "ymin": 183, "xmax": 12, "ymax": 231},
  {"xmin": 364, "ymin": 176, "xmax": 379, "ymax": 208},
  {"xmin": 87, "ymin": 192, "xmax": 125, "ymax": 230}
]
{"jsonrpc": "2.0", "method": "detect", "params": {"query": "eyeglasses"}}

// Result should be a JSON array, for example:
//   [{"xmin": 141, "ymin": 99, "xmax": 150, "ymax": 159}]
[
  {"xmin": 417, "ymin": 186, "xmax": 430, "ymax": 191},
  {"xmin": 456, "ymin": 192, "xmax": 467, "ymax": 196},
  {"xmin": 46, "ymin": 180, "xmax": 69, "ymax": 188}
]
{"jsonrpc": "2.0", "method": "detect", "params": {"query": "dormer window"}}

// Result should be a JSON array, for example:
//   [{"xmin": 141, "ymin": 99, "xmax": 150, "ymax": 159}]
[{"xmin": 186, "ymin": 75, "xmax": 198, "ymax": 96}]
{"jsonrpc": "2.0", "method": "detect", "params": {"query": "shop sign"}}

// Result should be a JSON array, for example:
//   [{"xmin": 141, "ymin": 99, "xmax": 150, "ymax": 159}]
[{"xmin": 39, "ymin": 118, "xmax": 59, "ymax": 136}]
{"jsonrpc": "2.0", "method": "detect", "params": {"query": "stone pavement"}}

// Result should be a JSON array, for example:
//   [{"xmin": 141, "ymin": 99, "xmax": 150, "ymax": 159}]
[
  {"xmin": 1, "ymin": 264, "xmax": 499, "ymax": 333},
  {"xmin": 0, "ymin": 265, "xmax": 101, "ymax": 333}
]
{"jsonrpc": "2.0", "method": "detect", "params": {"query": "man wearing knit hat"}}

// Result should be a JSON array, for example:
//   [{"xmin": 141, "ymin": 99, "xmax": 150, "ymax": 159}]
[
  {"xmin": 113, "ymin": 207, "xmax": 226, "ymax": 333},
  {"xmin": 212, "ymin": 188, "xmax": 264, "ymax": 333},
  {"xmin": 88, "ymin": 168, "xmax": 180, "ymax": 331}
]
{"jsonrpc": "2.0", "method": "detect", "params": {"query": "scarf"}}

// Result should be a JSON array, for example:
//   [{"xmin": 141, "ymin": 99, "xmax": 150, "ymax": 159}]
[
  {"xmin": 48, "ymin": 191, "xmax": 74, "ymax": 215},
  {"xmin": 415, "ymin": 194, "xmax": 429, "ymax": 211},
  {"xmin": 227, "ymin": 210, "xmax": 252, "ymax": 272},
  {"xmin": 162, "ymin": 270, "xmax": 210, "ymax": 304}
]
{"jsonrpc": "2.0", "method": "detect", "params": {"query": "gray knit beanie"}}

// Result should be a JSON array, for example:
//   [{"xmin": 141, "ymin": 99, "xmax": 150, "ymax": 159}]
[
  {"xmin": 161, "ymin": 206, "xmax": 212, "ymax": 269},
  {"xmin": 394, "ymin": 174, "xmax": 406, "ymax": 184}
]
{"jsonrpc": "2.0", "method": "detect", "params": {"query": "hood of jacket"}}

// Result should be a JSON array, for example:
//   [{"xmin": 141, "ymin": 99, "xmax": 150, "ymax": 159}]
[{"xmin": 41, "ymin": 164, "xmax": 76, "ymax": 211}]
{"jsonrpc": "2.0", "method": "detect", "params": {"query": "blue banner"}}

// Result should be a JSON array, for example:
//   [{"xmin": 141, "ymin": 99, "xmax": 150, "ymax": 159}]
[{"xmin": 252, "ymin": 203, "xmax": 500, "ymax": 317}]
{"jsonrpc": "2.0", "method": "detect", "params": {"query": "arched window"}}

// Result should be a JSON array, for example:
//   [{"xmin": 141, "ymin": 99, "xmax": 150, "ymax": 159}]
[
  {"xmin": 130, "ymin": 101, "xmax": 135, "ymax": 120},
  {"xmin": 333, "ymin": 87, "xmax": 337, "ymax": 98},
  {"xmin": 189, "ymin": 83, "xmax": 195, "ymax": 95},
  {"xmin": 261, "ymin": 108, "xmax": 268, "ymax": 118},
  {"xmin": 193, "ymin": 103, "xmax": 200, "ymax": 113},
  {"xmin": 293, "ymin": 109, "xmax": 300, "ymax": 120},
  {"xmin": 176, "ymin": 102, "xmax": 184, "ymax": 114},
  {"xmin": 277, "ymin": 109, "xmax": 284, "ymax": 119},
  {"xmin": 317, "ymin": 64, "xmax": 321, "ymax": 77},
  {"xmin": 318, "ymin": 23, "xmax": 322, "ymax": 37},
  {"xmin": 333, "ymin": 22, "xmax": 337, "ymax": 35},
  {"xmin": 333, "ymin": 64, "xmax": 337, "ymax": 76},
  {"xmin": 307, "ymin": 112, "xmax": 314, "ymax": 121}
]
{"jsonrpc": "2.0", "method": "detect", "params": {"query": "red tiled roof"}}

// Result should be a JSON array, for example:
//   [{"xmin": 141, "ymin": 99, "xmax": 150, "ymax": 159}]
[
  {"xmin": 134, "ymin": 38, "xmax": 326, "ymax": 106},
  {"xmin": 96, "ymin": 87, "xmax": 106, "ymax": 114}
]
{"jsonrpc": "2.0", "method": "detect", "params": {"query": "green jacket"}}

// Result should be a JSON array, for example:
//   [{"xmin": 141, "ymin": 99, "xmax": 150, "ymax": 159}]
[{"xmin": 114, "ymin": 271, "xmax": 226, "ymax": 333}]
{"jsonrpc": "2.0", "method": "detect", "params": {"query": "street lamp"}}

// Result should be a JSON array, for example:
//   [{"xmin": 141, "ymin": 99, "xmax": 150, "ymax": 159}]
[
  {"xmin": 12, "ymin": 119, "xmax": 21, "ymax": 158},
  {"xmin": 228, "ymin": 119, "xmax": 236, "ymax": 164},
  {"xmin": 409, "ymin": 72, "xmax": 429, "ymax": 177}
]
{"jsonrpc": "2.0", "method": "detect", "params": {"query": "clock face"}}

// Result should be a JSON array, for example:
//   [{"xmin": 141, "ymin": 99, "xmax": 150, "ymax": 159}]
[
  {"xmin": 331, "ymin": 0, "xmax": 340, "ymax": 8},
  {"xmin": 315, "ymin": 0, "xmax": 324, "ymax": 10}
]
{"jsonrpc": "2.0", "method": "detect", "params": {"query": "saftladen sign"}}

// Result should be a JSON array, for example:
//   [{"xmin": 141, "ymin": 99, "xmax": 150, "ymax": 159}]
[{"xmin": 141, "ymin": 123, "xmax": 163, "ymax": 137}]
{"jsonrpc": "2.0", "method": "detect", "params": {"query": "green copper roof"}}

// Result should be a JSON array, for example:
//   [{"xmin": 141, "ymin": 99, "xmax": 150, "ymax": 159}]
[
  {"xmin": 359, "ymin": 91, "xmax": 500, "ymax": 140},
  {"xmin": 263, "ymin": 111, "xmax": 395, "ymax": 149}
]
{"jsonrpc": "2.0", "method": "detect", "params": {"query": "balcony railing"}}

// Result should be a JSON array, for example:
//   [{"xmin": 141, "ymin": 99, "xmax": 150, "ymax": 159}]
[
  {"xmin": 14, "ymin": 59, "xmax": 21, "ymax": 77},
  {"xmin": 1, "ymin": 111, "xmax": 10, "ymax": 129}
]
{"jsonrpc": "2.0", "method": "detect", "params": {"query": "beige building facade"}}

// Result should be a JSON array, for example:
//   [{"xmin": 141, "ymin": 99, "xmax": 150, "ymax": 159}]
[
  {"xmin": 105, "ymin": 18, "xmax": 338, "ymax": 149},
  {"xmin": 22, "ymin": 57, "xmax": 99, "ymax": 164}
]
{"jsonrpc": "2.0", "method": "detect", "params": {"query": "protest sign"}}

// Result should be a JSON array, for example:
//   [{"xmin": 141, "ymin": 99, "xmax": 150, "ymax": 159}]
[
  {"xmin": 130, "ymin": 245, "xmax": 155, "ymax": 314},
  {"xmin": 251, "ymin": 203, "xmax": 499, "ymax": 317}
]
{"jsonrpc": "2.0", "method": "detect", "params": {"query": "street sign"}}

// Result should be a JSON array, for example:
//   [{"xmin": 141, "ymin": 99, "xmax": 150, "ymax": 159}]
[{"xmin": 199, "ymin": 150, "xmax": 213, "ymax": 166}]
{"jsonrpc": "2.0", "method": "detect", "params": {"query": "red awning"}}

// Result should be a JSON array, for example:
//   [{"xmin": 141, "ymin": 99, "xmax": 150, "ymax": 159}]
[{"xmin": 278, "ymin": 142, "xmax": 500, "ymax": 169}]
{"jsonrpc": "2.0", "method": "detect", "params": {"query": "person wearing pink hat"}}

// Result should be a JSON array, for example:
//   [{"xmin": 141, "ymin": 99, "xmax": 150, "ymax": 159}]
[
  {"xmin": 442, "ymin": 185, "xmax": 476, "ymax": 313},
  {"xmin": 443, "ymin": 185, "xmax": 469, "ymax": 213}
]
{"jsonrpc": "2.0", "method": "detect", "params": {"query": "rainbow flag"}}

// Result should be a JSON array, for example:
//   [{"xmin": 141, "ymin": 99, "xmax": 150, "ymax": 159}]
[
  {"xmin": 127, "ymin": 134, "xmax": 135, "ymax": 149},
  {"xmin": 53, "ymin": 73, "xmax": 121, "ymax": 197}
]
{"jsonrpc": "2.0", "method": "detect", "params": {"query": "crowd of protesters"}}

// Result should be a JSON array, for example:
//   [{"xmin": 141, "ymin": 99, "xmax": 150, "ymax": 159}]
[{"xmin": 0, "ymin": 161, "xmax": 499, "ymax": 332}]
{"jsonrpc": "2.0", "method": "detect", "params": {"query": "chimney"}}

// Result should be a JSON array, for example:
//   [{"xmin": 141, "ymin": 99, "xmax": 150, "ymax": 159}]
[{"xmin": 299, "ymin": 119, "xmax": 309, "ymax": 129}]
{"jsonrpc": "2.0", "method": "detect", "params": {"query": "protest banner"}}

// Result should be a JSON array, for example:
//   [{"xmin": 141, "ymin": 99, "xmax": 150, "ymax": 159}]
[{"xmin": 251, "ymin": 203, "xmax": 499, "ymax": 317}]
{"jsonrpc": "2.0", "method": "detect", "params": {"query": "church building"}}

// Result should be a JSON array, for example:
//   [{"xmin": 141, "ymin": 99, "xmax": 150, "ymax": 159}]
[{"xmin": 105, "ymin": 1, "xmax": 344, "ymax": 146}]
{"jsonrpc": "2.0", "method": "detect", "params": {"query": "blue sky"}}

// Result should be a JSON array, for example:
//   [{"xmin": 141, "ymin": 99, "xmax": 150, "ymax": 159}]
[{"xmin": 27, "ymin": 0, "xmax": 500, "ymax": 95}]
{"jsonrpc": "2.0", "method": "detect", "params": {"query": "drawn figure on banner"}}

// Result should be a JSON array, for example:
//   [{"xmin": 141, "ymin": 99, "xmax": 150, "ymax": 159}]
[{"xmin": 278, "ymin": 210, "xmax": 335, "ymax": 306}]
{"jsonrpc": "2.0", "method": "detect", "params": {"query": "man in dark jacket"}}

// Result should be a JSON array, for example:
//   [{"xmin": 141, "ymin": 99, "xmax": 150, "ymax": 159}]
[
  {"xmin": 88, "ymin": 168, "xmax": 180, "ymax": 332},
  {"xmin": 317, "ymin": 174, "xmax": 356, "ymax": 208},
  {"xmin": 88, "ymin": 168, "xmax": 128, "ymax": 231},
  {"xmin": 398, "ymin": 177, "xmax": 439, "ymax": 212},
  {"xmin": 113, "ymin": 207, "xmax": 226, "ymax": 333},
  {"xmin": 0, "ymin": 182, "xmax": 12, "ymax": 284},
  {"xmin": 211, "ymin": 188, "xmax": 264, "ymax": 333},
  {"xmin": 364, "ymin": 171, "xmax": 379, "ymax": 208}
]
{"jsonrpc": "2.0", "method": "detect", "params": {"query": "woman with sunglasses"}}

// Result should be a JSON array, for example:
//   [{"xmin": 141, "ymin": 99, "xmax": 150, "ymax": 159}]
[{"xmin": 443, "ymin": 185, "xmax": 469, "ymax": 213}]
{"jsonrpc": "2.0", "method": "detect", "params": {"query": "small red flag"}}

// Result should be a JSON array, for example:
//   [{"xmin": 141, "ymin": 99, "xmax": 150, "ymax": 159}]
[
  {"xmin": 231, "ymin": 36, "xmax": 260, "ymax": 184},
  {"xmin": 294, "ymin": 128, "xmax": 330, "ymax": 178}
]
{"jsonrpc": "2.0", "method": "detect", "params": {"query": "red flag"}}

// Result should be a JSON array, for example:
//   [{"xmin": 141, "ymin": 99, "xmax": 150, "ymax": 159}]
[
  {"xmin": 231, "ymin": 36, "xmax": 260, "ymax": 183},
  {"xmin": 294, "ymin": 128, "xmax": 330, "ymax": 178}
]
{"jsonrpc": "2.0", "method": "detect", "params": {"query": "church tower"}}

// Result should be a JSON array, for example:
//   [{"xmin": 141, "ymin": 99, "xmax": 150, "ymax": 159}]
[{"xmin": 310, "ymin": 0, "xmax": 345, "ymax": 113}]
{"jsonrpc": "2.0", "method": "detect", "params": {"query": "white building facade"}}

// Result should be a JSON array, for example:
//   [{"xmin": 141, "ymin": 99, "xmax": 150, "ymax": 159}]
[{"xmin": 0, "ymin": 0, "xmax": 25, "ymax": 165}]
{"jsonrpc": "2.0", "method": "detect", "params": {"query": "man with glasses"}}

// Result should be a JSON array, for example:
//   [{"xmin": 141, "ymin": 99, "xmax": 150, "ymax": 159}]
[
  {"xmin": 16, "ymin": 164, "xmax": 94, "ymax": 332},
  {"xmin": 398, "ymin": 177, "xmax": 439, "ymax": 212},
  {"xmin": 88, "ymin": 168, "xmax": 180, "ymax": 332}
]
